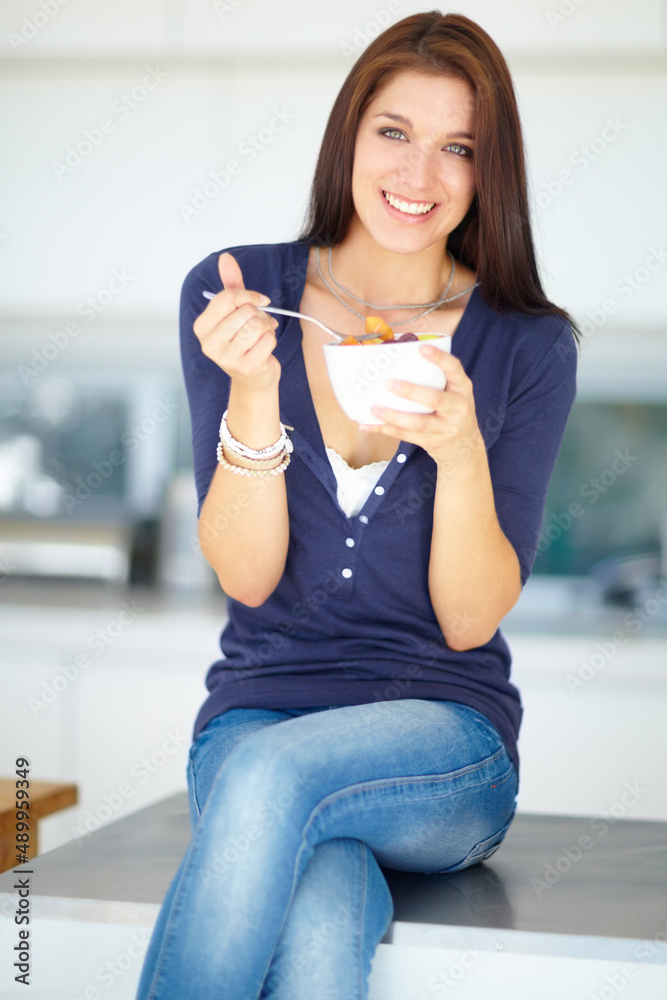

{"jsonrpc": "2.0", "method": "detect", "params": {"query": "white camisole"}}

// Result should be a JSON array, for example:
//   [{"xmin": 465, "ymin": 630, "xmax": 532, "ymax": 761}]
[{"xmin": 325, "ymin": 446, "xmax": 390, "ymax": 518}]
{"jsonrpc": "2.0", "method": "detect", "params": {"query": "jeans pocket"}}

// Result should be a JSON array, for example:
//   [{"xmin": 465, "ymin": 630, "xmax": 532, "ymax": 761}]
[{"xmin": 437, "ymin": 808, "xmax": 516, "ymax": 874}]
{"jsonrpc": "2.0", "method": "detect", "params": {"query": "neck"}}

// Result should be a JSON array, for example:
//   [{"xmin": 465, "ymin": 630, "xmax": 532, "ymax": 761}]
[{"xmin": 329, "ymin": 218, "xmax": 453, "ymax": 307}]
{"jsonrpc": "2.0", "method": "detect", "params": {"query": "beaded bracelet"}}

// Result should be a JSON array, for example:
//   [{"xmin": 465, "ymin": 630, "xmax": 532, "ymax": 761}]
[
  {"xmin": 219, "ymin": 409, "xmax": 292, "ymax": 461},
  {"xmin": 216, "ymin": 442, "xmax": 291, "ymax": 477}
]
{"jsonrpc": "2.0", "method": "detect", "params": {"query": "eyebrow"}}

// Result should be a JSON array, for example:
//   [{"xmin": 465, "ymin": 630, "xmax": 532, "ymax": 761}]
[{"xmin": 373, "ymin": 111, "xmax": 474, "ymax": 141}]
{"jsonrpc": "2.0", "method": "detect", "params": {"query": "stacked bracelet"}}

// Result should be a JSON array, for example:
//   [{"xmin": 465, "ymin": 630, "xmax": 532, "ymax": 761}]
[
  {"xmin": 216, "ymin": 410, "xmax": 293, "ymax": 477},
  {"xmin": 216, "ymin": 444, "xmax": 291, "ymax": 477},
  {"xmin": 219, "ymin": 410, "xmax": 292, "ymax": 461}
]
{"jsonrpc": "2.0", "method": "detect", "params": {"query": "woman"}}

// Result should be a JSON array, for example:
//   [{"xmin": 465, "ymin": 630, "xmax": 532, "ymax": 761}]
[{"xmin": 136, "ymin": 12, "xmax": 577, "ymax": 1000}]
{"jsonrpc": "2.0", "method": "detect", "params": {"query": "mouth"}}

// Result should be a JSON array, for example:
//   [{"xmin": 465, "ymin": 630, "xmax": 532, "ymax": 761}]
[{"xmin": 382, "ymin": 190, "xmax": 437, "ymax": 217}]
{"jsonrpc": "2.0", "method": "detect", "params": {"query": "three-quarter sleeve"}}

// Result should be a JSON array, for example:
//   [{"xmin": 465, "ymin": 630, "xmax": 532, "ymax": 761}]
[
  {"xmin": 179, "ymin": 254, "xmax": 231, "ymax": 516},
  {"xmin": 487, "ymin": 321, "xmax": 578, "ymax": 584}
]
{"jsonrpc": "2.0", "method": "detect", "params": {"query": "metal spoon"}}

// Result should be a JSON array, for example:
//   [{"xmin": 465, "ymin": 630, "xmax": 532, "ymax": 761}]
[{"xmin": 201, "ymin": 290, "xmax": 380, "ymax": 342}]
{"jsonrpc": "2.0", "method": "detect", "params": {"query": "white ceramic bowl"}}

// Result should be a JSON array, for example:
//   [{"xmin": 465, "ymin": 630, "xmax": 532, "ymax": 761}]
[{"xmin": 323, "ymin": 335, "xmax": 452, "ymax": 425}]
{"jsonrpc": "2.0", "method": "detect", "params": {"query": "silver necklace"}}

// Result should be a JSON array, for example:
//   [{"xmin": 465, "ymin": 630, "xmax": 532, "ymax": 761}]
[{"xmin": 315, "ymin": 246, "xmax": 479, "ymax": 326}]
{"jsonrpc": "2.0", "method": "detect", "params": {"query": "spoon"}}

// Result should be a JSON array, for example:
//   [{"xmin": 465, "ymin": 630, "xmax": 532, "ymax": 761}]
[{"xmin": 201, "ymin": 290, "xmax": 380, "ymax": 342}]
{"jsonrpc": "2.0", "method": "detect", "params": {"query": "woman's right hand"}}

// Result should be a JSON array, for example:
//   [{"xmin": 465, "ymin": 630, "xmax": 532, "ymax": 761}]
[{"xmin": 193, "ymin": 252, "xmax": 281, "ymax": 392}]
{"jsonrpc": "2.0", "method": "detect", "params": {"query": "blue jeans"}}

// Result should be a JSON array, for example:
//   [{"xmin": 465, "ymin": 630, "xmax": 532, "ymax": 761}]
[{"xmin": 135, "ymin": 699, "xmax": 517, "ymax": 1000}]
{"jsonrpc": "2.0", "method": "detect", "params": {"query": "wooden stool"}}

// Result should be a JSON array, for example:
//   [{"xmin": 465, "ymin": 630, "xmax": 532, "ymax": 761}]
[{"xmin": 0, "ymin": 778, "xmax": 77, "ymax": 873}]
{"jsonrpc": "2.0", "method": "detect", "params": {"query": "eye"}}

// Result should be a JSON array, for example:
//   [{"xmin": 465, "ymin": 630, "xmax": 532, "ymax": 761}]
[
  {"xmin": 444, "ymin": 142, "xmax": 473, "ymax": 158},
  {"xmin": 379, "ymin": 128, "xmax": 407, "ymax": 141}
]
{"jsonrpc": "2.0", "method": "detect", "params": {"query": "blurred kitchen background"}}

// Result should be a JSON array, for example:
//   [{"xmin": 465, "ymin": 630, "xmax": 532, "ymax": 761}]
[{"xmin": 1, "ymin": 0, "xmax": 666, "ymax": 854}]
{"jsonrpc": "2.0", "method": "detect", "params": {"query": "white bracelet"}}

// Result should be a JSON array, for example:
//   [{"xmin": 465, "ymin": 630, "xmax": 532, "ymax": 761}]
[
  {"xmin": 216, "ymin": 443, "xmax": 291, "ymax": 477},
  {"xmin": 219, "ymin": 410, "xmax": 292, "ymax": 461}
]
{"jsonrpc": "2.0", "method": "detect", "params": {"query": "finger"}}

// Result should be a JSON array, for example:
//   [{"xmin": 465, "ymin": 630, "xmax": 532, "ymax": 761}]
[
  {"xmin": 358, "ymin": 412, "xmax": 430, "ymax": 444},
  {"xmin": 213, "ymin": 304, "xmax": 277, "ymax": 348},
  {"xmin": 218, "ymin": 251, "xmax": 245, "ymax": 291},
  {"xmin": 230, "ymin": 328, "xmax": 278, "ymax": 372},
  {"xmin": 385, "ymin": 379, "xmax": 454, "ymax": 415},
  {"xmin": 365, "ymin": 405, "xmax": 441, "ymax": 436},
  {"xmin": 196, "ymin": 303, "xmax": 277, "ymax": 360},
  {"xmin": 420, "ymin": 345, "xmax": 471, "ymax": 393}
]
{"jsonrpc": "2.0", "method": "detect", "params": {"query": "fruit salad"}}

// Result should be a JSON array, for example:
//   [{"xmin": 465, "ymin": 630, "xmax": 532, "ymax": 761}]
[{"xmin": 339, "ymin": 316, "xmax": 442, "ymax": 346}]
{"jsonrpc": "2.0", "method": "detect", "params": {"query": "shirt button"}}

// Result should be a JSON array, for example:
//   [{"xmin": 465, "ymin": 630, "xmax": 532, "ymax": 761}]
[
  {"xmin": 374, "ymin": 486, "xmax": 385, "ymax": 496},
  {"xmin": 359, "ymin": 515, "xmax": 369, "ymax": 524},
  {"xmin": 396, "ymin": 453, "xmax": 406, "ymax": 463},
  {"xmin": 345, "ymin": 537, "xmax": 355, "ymax": 547},
  {"xmin": 342, "ymin": 568, "xmax": 353, "ymax": 579}
]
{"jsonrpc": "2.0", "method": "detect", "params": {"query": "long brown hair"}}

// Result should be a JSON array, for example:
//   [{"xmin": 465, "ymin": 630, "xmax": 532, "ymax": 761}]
[{"xmin": 299, "ymin": 11, "xmax": 579, "ymax": 338}]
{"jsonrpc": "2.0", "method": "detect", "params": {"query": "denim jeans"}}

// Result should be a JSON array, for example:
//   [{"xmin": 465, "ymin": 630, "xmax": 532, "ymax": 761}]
[{"xmin": 135, "ymin": 699, "xmax": 517, "ymax": 1000}]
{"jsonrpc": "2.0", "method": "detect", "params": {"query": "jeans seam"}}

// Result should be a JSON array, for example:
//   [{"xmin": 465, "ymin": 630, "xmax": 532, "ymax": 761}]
[
  {"xmin": 306, "ymin": 746, "xmax": 505, "ymax": 829},
  {"xmin": 144, "ymin": 860, "xmax": 192, "ymax": 1000},
  {"xmin": 357, "ymin": 842, "xmax": 369, "ymax": 1000},
  {"xmin": 490, "ymin": 768, "xmax": 514, "ymax": 790}
]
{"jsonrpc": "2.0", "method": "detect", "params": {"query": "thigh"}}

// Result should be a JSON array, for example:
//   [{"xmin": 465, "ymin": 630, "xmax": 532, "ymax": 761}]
[
  {"xmin": 217, "ymin": 698, "xmax": 518, "ymax": 874},
  {"xmin": 187, "ymin": 708, "xmax": 293, "ymax": 828}
]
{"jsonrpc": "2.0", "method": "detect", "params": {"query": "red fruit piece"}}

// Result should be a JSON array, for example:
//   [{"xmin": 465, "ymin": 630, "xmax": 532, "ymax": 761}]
[{"xmin": 397, "ymin": 332, "xmax": 418, "ymax": 342}]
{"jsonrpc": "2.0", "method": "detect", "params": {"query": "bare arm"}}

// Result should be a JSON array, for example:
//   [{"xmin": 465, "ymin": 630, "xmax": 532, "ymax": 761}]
[
  {"xmin": 195, "ymin": 253, "xmax": 290, "ymax": 606},
  {"xmin": 427, "ymin": 431, "xmax": 521, "ymax": 650}
]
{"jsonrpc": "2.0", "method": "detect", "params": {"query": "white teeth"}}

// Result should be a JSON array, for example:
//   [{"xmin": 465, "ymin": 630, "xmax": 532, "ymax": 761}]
[{"xmin": 384, "ymin": 191, "xmax": 435, "ymax": 215}]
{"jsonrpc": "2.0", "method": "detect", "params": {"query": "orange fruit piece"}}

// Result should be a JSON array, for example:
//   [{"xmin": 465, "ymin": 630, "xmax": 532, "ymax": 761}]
[
  {"xmin": 341, "ymin": 335, "xmax": 361, "ymax": 346},
  {"xmin": 364, "ymin": 316, "xmax": 394, "ymax": 340}
]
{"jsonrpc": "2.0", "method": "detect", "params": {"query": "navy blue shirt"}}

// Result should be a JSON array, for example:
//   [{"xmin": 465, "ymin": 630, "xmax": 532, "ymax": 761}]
[{"xmin": 181, "ymin": 241, "xmax": 578, "ymax": 775}]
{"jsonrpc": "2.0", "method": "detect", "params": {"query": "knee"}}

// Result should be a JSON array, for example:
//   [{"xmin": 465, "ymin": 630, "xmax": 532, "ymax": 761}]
[{"xmin": 219, "ymin": 729, "xmax": 316, "ymax": 823}]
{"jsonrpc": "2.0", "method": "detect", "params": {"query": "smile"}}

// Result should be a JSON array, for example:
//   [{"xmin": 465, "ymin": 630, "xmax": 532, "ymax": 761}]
[{"xmin": 383, "ymin": 190, "xmax": 436, "ymax": 216}]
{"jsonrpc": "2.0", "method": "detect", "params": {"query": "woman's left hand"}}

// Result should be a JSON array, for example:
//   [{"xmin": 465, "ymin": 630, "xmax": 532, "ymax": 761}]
[{"xmin": 359, "ymin": 345, "xmax": 485, "ymax": 473}]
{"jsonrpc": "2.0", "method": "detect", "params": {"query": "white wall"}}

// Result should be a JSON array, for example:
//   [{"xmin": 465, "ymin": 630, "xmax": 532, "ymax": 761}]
[{"xmin": 1, "ymin": 0, "xmax": 665, "ymax": 369}]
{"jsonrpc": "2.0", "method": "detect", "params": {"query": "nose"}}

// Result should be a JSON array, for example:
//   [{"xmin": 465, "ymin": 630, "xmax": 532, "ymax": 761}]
[{"xmin": 399, "ymin": 144, "xmax": 439, "ymax": 192}]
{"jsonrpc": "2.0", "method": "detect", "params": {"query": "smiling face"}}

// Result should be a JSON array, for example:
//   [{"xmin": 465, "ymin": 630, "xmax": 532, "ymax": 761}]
[{"xmin": 350, "ymin": 70, "xmax": 477, "ymax": 256}]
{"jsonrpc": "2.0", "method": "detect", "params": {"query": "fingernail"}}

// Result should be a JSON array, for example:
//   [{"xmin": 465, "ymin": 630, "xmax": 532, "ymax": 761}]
[
  {"xmin": 259, "ymin": 294, "xmax": 271, "ymax": 305},
  {"xmin": 387, "ymin": 379, "xmax": 400, "ymax": 390}
]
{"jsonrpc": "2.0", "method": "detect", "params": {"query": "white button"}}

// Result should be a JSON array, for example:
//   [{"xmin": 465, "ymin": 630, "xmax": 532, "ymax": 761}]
[
  {"xmin": 346, "ymin": 537, "xmax": 355, "ymax": 547},
  {"xmin": 359, "ymin": 515, "xmax": 369, "ymax": 524},
  {"xmin": 396, "ymin": 453, "xmax": 406, "ymax": 463},
  {"xmin": 342, "ymin": 568, "xmax": 353, "ymax": 579},
  {"xmin": 374, "ymin": 486, "xmax": 385, "ymax": 495}
]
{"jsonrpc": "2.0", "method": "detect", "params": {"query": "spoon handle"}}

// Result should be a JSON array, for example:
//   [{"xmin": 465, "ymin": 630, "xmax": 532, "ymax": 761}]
[
  {"xmin": 261, "ymin": 305, "xmax": 341, "ymax": 339},
  {"xmin": 202, "ymin": 291, "xmax": 343, "ymax": 340}
]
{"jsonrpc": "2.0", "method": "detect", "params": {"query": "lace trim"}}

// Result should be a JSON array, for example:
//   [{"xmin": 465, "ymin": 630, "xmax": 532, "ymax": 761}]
[{"xmin": 325, "ymin": 446, "xmax": 390, "ymax": 474}]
